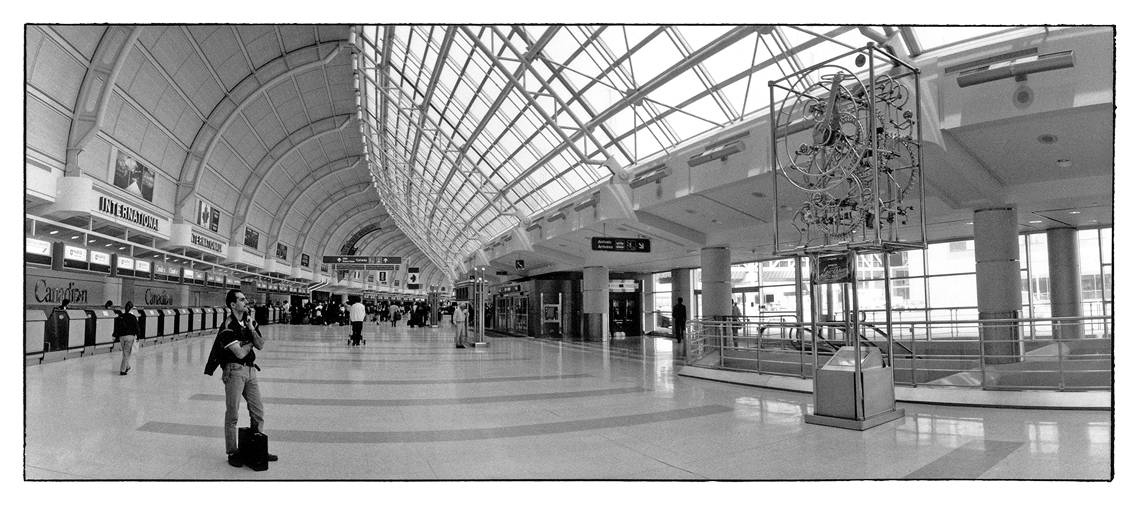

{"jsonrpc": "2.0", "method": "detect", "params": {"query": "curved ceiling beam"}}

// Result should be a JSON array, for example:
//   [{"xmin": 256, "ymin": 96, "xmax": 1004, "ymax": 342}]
[
  {"xmin": 264, "ymin": 156, "xmax": 365, "ymax": 245},
  {"xmin": 357, "ymin": 230, "xmax": 434, "ymax": 267},
  {"xmin": 65, "ymin": 25, "xmax": 141, "ymax": 176},
  {"xmin": 229, "ymin": 114, "xmax": 354, "ymax": 237},
  {"xmin": 313, "ymin": 208, "xmax": 394, "ymax": 262},
  {"xmin": 305, "ymin": 214, "xmax": 394, "ymax": 262},
  {"xmin": 176, "ymin": 40, "xmax": 349, "ymax": 212},
  {"xmin": 293, "ymin": 183, "xmax": 374, "ymax": 260},
  {"xmin": 353, "ymin": 227, "xmax": 415, "ymax": 257}
]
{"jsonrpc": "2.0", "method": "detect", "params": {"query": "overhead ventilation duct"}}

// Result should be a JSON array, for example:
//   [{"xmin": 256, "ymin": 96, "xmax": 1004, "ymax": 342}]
[
  {"xmin": 629, "ymin": 163, "xmax": 670, "ymax": 189},
  {"xmin": 955, "ymin": 49, "xmax": 1075, "ymax": 88},
  {"xmin": 687, "ymin": 131, "xmax": 749, "ymax": 167}
]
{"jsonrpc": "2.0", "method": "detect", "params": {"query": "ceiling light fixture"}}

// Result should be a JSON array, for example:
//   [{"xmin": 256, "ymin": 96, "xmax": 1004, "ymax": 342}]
[
  {"xmin": 49, "ymin": 230, "xmax": 58, "ymax": 235},
  {"xmin": 1029, "ymin": 220, "xmax": 1043, "ymax": 224},
  {"xmin": 1068, "ymin": 211, "xmax": 1081, "ymax": 215},
  {"xmin": 1037, "ymin": 134, "xmax": 1058, "ymax": 144},
  {"xmin": 71, "ymin": 235, "xmax": 79, "ymax": 240},
  {"xmin": 1056, "ymin": 159, "xmax": 1073, "ymax": 168}
]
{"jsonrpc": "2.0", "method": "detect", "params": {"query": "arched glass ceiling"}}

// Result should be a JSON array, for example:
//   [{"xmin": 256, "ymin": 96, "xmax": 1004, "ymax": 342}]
[{"xmin": 352, "ymin": 25, "xmax": 1024, "ymax": 274}]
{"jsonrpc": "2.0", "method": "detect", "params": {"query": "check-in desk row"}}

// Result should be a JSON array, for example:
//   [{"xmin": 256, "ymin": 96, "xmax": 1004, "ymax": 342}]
[{"xmin": 25, "ymin": 307, "xmax": 234, "ymax": 365}]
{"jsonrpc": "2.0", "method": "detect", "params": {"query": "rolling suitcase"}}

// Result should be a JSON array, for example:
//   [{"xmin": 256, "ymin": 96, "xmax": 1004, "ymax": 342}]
[{"xmin": 238, "ymin": 426, "xmax": 269, "ymax": 471}]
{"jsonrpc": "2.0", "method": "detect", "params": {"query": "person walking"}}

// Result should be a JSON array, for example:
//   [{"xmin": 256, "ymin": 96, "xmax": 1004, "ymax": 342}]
[
  {"xmin": 389, "ymin": 303, "xmax": 400, "ymax": 327},
  {"xmin": 205, "ymin": 289, "xmax": 277, "ymax": 468},
  {"xmin": 349, "ymin": 296, "xmax": 366, "ymax": 345},
  {"xmin": 672, "ymin": 297, "xmax": 687, "ymax": 343},
  {"xmin": 112, "ymin": 301, "xmax": 139, "ymax": 375},
  {"xmin": 453, "ymin": 301, "xmax": 469, "ymax": 348}
]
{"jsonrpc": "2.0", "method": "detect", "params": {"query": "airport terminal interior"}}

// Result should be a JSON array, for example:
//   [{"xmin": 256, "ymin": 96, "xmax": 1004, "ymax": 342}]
[{"xmin": 22, "ymin": 22, "xmax": 1115, "ymax": 482}]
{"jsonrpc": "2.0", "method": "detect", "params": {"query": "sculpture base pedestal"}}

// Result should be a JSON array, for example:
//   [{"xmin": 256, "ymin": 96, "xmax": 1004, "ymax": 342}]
[{"xmin": 805, "ymin": 408, "xmax": 904, "ymax": 431}]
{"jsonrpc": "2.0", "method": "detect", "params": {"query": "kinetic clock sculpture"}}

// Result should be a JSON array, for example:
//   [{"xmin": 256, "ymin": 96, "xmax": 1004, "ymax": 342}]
[
  {"xmin": 771, "ymin": 46, "xmax": 925, "ymax": 253},
  {"xmin": 768, "ymin": 43, "xmax": 926, "ymax": 430}
]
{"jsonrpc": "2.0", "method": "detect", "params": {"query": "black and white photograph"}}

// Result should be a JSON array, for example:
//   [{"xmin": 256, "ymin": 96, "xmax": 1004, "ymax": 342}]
[
  {"xmin": 15, "ymin": 11, "xmax": 1130, "ymax": 498},
  {"xmin": 242, "ymin": 226, "xmax": 259, "ymax": 249},
  {"xmin": 111, "ymin": 149, "xmax": 155, "ymax": 202}
]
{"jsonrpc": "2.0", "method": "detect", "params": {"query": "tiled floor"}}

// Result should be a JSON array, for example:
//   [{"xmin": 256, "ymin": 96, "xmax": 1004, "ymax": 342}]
[{"xmin": 24, "ymin": 322, "xmax": 1111, "ymax": 480}]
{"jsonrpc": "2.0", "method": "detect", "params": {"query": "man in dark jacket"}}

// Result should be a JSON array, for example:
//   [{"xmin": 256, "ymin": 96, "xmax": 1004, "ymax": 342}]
[
  {"xmin": 672, "ymin": 297, "xmax": 687, "ymax": 343},
  {"xmin": 113, "ymin": 301, "xmax": 139, "ymax": 375},
  {"xmin": 205, "ymin": 289, "xmax": 277, "ymax": 467}
]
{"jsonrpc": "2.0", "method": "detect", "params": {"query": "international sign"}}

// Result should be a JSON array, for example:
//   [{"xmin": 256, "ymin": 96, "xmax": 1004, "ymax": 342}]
[{"xmin": 591, "ymin": 237, "xmax": 651, "ymax": 253}]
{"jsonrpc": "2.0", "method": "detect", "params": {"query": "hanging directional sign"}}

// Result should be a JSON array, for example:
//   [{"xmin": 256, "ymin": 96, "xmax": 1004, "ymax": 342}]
[
  {"xmin": 322, "ymin": 255, "xmax": 402, "ymax": 265},
  {"xmin": 591, "ymin": 237, "xmax": 651, "ymax": 253},
  {"xmin": 406, "ymin": 266, "xmax": 420, "ymax": 290}
]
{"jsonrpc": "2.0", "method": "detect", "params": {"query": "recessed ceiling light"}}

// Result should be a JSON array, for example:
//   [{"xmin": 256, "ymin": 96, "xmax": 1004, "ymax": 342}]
[
  {"xmin": 1090, "ymin": 219, "xmax": 1099, "ymax": 223},
  {"xmin": 966, "ymin": 222, "xmax": 973, "ymax": 225},
  {"xmin": 105, "ymin": 243, "xmax": 113, "ymax": 247},
  {"xmin": 71, "ymin": 235, "xmax": 79, "ymax": 240},
  {"xmin": 1068, "ymin": 211, "xmax": 1081, "ymax": 215},
  {"xmin": 48, "ymin": 230, "xmax": 58, "ymax": 235},
  {"xmin": 711, "ymin": 219, "xmax": 721, "ymax": 224},
  {"xmin": 88, "ymin": 239, "xmax": 95, "ymax": 243},
  {"xmin": 1037, "ymin": 134, "xmax": 1058, "ymax": 144},
  {"xmin": 684, "ymin": 209, "xmax": 696, "ymax": 214},
  {"xmin": 1029, "ymin": 220, "xmax": 1043, "ymax": 224},
  {"xmin": 750, "ymin": 192, "xmax": 765, "ymax": 198},
  {"xmin": 1056, "ymin": 159, "xmax": 1073, "ymax": 168}
]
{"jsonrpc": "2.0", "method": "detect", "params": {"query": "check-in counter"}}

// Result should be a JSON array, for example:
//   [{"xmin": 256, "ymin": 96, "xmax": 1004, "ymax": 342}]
[
  {"xmin": 85, "ymin": 309, "xmax": 118, "ymax": 354},
  {"xmin": 161, "ymin": 309, "xmax": 177, "ymax": 340},
  {"xmin": 55, "ymin": 309, "xmax": 90, "ymax": 359},
  {"xmin": 204, "ymin": 305, "xmax": 216, "ymax": 330},
  {"xmin": 176, "ymin": 308, "xmax": 191, "ymax": 335},
  {"xmin": 26, "ymin": 309, "xmax": 47, "ymax": 362},
  {"xmin": 194, "ymin": 307, "xmax": 206, "ymax": 331},
  {"xmin": 139, "ymin": 309, "xmax": 161, "ymax": 341},
  {"xmin": 217, "ymin": 307, "xmax": 230, "ymax": 326}
]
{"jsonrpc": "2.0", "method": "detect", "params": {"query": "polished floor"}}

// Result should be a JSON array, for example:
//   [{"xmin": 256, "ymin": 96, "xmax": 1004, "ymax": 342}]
[{"xmin": 25, "ymin": 322, "xmax": 1111, "ymax": 480}]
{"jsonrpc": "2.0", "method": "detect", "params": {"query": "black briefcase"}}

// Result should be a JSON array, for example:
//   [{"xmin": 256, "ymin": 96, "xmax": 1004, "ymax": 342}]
[{"xmin": 238, "ymin": 427, "xmax": 269, "ymax": 471}]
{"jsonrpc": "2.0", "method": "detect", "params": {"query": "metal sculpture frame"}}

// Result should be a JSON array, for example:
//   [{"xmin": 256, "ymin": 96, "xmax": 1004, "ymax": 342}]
[{"xmin": 769, "ymin": 43, "xmax": 926, "ymax": 430}]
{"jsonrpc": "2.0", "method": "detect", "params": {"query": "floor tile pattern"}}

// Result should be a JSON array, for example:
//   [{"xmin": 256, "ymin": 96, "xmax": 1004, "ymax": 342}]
[{"xmin": 24, "ymin": 323, "xmax": 1111, "ymax": 480}]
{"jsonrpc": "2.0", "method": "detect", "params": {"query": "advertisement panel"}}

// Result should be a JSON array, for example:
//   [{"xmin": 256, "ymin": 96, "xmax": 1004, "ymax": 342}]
[{"xmin": 112, "ymin": 149, "xmax": 155, "ymax": 202}]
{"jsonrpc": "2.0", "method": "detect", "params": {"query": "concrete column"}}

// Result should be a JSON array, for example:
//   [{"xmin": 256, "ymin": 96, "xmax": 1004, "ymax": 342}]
[
  {"xmin": 1046, "ymin": 227, "xmax": 1082, "ymax": 340},
  {"xmin": 670, "ymin": 268, "xmax": 692, "ymax": 315},
  {"xmin": 701, "ymin": 246, "xmax": 732, "ymax": 320},
  {"xmin": 973, "ymin": 207, "xmax": 1022, "ymax": 364},
  {"xmin": 582, "ymin": 266, "xmax": 609, "ymax": 341}
]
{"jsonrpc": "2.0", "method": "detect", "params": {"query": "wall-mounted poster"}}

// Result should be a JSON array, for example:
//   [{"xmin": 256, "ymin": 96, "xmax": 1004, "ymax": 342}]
[
  {"xmin": 197, "ymin": 199, "xmax": 220, "ymax": 232},
  {"xmin": 112, "ymin": 150, "xmax": 155, "ymax": 202},
  {"xmin": 244, "ymin": 227, "xmax": 260, "ymax": 249},
  {"xmin": 275, "ymin": 243, "xmax": 288, "ymax": 261},
  {"xmin": 300, "ymin": 253, "xmax": 310, "ymax": 267}
]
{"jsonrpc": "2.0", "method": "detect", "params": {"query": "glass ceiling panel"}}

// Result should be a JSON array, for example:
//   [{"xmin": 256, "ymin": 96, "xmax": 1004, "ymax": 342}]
[
  {"xmin": 356, "ymin": 24, "xmax": 1018, "ymax": 274},
  {"xmin": 911, "ymin": 26, "xmax": 1017, "ymax": 55}
]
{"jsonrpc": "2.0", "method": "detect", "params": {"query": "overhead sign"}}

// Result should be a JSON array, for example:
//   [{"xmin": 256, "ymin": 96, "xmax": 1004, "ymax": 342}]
[
  {"xmin": 591, "ymin": 237, "xmax": 651, "ymax": 253},
  {"xmin": 406, "ymin": 267, "xmax": 420, "ymax": 289},
  {"xmin": 323, "ymin": 256, "xmax": 402, "ymax": 265}
]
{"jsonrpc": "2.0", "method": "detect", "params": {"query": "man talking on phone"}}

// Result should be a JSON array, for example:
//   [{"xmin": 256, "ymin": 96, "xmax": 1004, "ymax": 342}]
[{"xmin": 215, "ymin": 289, "xmax": 277, "ymax": 467}]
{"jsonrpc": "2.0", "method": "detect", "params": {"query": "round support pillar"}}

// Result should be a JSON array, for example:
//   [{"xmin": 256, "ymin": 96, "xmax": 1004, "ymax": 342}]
[
  {"xmin": 700, "ymin": 246, "xmax": 732, "ymax": 320},
  {"xmin": 973, "ymin": 207, "xmax": 1022, "ymax": 364},
  {"xmin": 582, "ymin": 266, "xmax": 609, "ymax": 341},
  {"xmin": 1046, "ymin": 227, "xmax": 1082, "ymax": 340}
]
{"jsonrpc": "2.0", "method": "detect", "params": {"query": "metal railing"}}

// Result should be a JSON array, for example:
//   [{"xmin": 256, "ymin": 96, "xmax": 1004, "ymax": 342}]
[{"xmin": 683, "ymin": 315, "xmax": 1111, "ymax": 391}]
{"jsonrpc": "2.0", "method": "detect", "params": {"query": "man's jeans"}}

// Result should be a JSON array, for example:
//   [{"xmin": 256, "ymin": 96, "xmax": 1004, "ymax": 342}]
[{"xmin": 222, "ymin": 363, "xmax": 264, "ymax": 455}]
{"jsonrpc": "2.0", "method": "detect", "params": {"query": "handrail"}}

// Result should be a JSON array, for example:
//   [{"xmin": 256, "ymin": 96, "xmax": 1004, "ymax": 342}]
[{"xmin": 682, "ymin": 314, "xmax": 1112, "ymax": 391}]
